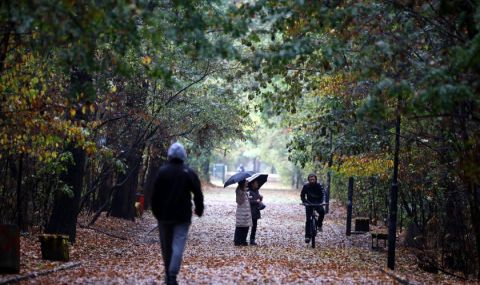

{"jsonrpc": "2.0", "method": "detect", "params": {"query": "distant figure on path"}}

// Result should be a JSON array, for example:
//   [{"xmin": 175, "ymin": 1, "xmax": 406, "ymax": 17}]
[
  {"xmin": 234, "ymin": 180, "xmax": 252, "ymax": 246},
  {"xmin": 150, "ymin": 142, "xmax": 204, "ymax": 285},
  {"xmin": 237, "ymin": 163, "xmax": 245, "ymax": 172},
  {"xmin": 300, "ymin": 173, "xmax": 325, "ymax": 244}
]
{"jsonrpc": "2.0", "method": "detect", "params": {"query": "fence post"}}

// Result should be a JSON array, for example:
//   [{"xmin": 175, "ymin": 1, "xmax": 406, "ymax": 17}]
[
  {"xmin": 346, "ymin": 177, "xmax": 354, "ymax": 236},
  {"xmin": 0, "ymin": 224, "xmax": 20, "ymax": 273}
]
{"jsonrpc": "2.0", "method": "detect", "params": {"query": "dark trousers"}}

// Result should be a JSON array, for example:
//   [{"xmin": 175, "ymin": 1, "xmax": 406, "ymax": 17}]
[
  {"xmin": 234, "ymin": 226, "xmax": 249, "ymax": 245},
  {"xmin": 250, "ymin": 218, "xmax": 258, "ymax": 243},
  {"xmin": 305, "ymin": 206, "xmax": 325, "ymax": 238},
  {"xmin": 158, "ymin": 221, "xmax": 190, "ymax": 284}
]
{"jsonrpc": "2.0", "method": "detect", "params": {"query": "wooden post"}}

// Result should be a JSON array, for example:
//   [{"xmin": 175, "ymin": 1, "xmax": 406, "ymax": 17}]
[
  {"xmin": 346, "ymin": 177, "xmax": 353, "ymax": 236},
  {"xmin": 39, "ymin": 234, "xmax": 69, "ymax": 261},
  {"xmin": 0, "ymin": 224, "xmax": 20, "ymax": 273},
  {"xmin": 16, "ymin": 155, "xmax": 24, "ymax": 231}
]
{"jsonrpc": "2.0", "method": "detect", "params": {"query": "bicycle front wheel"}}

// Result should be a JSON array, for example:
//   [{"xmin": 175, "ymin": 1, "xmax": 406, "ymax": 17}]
[{"xmin": 311, "ymin": 218, "xmax": 316, "ymax": 248}]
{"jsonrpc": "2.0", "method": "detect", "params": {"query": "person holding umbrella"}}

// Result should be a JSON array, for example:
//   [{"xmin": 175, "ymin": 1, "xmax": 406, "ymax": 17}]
[
  {"xmin": 246, "ymin": 173, "xmax": 267, "ymax": 245},
  {"xmin": 234, "ymin": 179, "xmax": 252, "ymax": 246},
  {"xmin": 223, "ymin": 171, "xmax": 255, "ymax": 188}
]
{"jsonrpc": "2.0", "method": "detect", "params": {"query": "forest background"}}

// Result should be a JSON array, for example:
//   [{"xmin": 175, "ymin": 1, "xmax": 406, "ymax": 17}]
[{"xmin": 0, "ymin": 0, "xmax": 479, "ymax": 279}]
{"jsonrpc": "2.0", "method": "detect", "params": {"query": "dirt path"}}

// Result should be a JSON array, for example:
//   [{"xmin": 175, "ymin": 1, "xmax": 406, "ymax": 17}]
[
  {"xmin": 2, "ymin": 187, "xmax": 464, "ymax": 284},
  {"xmin": 174, "ymin": 187, "xmax": 411, "ymax": 284}
]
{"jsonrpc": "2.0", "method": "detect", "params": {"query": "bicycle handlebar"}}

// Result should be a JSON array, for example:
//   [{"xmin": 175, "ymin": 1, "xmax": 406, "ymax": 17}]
[{"xmin": 300, "ymin": 203, "xmax": 329, "ymax": 207}]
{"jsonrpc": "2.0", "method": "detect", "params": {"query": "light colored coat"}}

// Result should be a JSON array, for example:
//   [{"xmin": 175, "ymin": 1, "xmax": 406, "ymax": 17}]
[{"xmin": 235, "ymin": 188, "xmax": 252, "ymax": 227}]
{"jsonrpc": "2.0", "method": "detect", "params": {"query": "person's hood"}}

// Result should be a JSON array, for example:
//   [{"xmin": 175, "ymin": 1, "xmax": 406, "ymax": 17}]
[{"xmin": 167, "ymin": 142, "xmax": 187, "ymax": 162}]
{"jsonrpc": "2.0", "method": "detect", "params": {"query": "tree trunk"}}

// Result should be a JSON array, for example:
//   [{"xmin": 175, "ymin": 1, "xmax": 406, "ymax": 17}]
[
  {"xmin": 293, "ymin": 167, "xmax": 302, "ymax": 189},
  {"xmin": 468, "ymin": 183, "xmax": 480, "ymax": 279},
  {"xmin": 143, "ymin": 145, "xmax": 167, "ymax": 210},
  {"xmin": 45, "ymin": 68, "xmax": 91, "ymax": 243},
  {"xmin": 202, "ymin": 148, "xmax": 211, "ymax": 181},
  {"xmin": 110, "ymin": 149, "xmax": 142, "ymax": 220},
  {"xmin": 387, "ymin": 98, "xmax": 401, "ymax": 270},
  {"xmin": 139, "ymin": 147, "xmax": 150, "ymax": 193},
  {"xmin": 45, "ymin": 146, "xmax": 86, "ymax": 243},
  {"xmin": 325, "ymin": 131, "xmax": 333, "ymax": 213},
  {"xmin": 96, "ymin": 170, "xmax": 114, "ymax": 211},
  {"xmin": 0, "ymin": 22, "xmax": 12, "ymax": 76},
  {"xmin": 16, "ymin": 154, "xmax": 26, "ymax": 232}
]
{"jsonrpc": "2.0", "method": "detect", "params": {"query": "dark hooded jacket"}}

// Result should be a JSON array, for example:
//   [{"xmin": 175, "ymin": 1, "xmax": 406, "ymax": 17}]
[
  {"xmin": 248, "ymin": 188, "xmax": 262, "ymax": 220},
  {"xmin": 300, "ymin": 181, "xmax": 324, "ymax": 204},
  {"xmin": 150, "ymin": 159, "xmax": 204, "ymax": 223}
]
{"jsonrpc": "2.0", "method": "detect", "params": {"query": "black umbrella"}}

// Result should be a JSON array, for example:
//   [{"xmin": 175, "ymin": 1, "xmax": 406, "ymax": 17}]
[
  {"xmin": 246, "ymin": 173, "xmax": 268, "ymax": 189},
  {"xmin": 224, "ymin": 171, "xmax": 255, "ymax": 188}
]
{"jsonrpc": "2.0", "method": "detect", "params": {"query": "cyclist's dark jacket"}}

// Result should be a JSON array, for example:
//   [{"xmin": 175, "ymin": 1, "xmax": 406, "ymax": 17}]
[{"xmin": 300, "ymin": 182, "xmax": 324, "ymax": 204}]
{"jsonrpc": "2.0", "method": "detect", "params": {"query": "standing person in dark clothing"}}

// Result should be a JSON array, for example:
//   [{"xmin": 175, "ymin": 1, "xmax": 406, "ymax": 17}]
[
  {"xmin": 247, "ymin": 177, "xmax": 263, "ymax": 246},
  {"xmin": 300, "ymin": 173, "xmax": 325, "ymax": 244},
  {"xmin": 150, "ymin": 142, "xmax": 204, "ymax": 285}
]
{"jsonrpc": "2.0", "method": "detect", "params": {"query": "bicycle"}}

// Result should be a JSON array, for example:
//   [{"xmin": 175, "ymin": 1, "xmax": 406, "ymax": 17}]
[{"xmin": 300, "ymin": 203, "xmax": 328, "ymax": 248}]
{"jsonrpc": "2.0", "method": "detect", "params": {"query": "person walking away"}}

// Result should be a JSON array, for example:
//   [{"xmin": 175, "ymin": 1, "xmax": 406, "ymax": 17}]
[
  {"xmin": 247, "ymin": 179, "xmax": 263, "ymax": 245},
  {"xmin": 150, "ymin": 142, "xmax": 204, "ymax": 285},
  {"xmin": 300, "ymin": 173, "xmax": 325, "ymax": 243},
  {"xmin": 234, "ymin": 180, "xmax": 252, "ymax": 246}
]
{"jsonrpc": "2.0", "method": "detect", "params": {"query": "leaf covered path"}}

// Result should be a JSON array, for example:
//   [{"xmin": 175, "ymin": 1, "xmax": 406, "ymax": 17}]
[{"xmin": 3, "ymin": 187, "xmax": 466, "ymax": 284}]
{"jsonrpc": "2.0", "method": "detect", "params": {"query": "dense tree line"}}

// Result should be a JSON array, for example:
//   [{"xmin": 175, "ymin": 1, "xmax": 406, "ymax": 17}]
[
  {"xmin": 233, "ymin": 0, "xmax": 480, "ymax": 278},
  {"xmin": 0, "ymin": 0, "xmax": 249, "ymax": 243}
]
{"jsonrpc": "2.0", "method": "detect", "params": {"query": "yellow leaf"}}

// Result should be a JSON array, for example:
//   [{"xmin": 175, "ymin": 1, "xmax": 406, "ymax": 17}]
[
  {"xmin": 141, "ymin": 55, "xmax": 152, "ymax": 65},
  {"xmin": 70, "ymin": 108, "xmax": 77, "ymax": 117},
  {"xmin": 85, "ymin": 144, "xmax": 96, "ymax": 155}
]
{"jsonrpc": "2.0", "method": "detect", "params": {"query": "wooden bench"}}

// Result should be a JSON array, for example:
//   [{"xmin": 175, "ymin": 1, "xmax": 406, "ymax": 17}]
[{"xmin": 371, "ymin": 232, "xmax": 388, "ymax": 249}]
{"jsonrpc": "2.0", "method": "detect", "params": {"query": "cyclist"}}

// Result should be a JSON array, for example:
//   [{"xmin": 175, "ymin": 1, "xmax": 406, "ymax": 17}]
[{"xmin": 301, "ymin": 173, "xmax": 325, "ymax": 243}]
